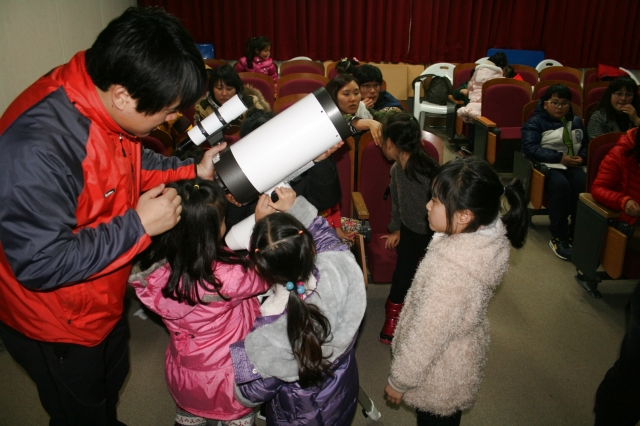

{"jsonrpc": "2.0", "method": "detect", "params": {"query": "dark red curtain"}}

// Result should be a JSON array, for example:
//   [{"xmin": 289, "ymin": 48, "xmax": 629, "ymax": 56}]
[{"xmin": 138, "ymin": 0, "xmax": 640, "ymax": 68}]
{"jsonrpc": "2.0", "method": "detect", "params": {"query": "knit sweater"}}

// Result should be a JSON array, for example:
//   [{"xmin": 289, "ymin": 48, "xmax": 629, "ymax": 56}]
[
  {"xmin": 587, "ymin": 108, "xmax": 634, "ymax": 140},
  {"xmin": 388, "ymin": 162, "xmax": 432, "ymax": 235},
  {"xmin": 388, "ymin": 218, "xmax": 511, "ymax": 415}
]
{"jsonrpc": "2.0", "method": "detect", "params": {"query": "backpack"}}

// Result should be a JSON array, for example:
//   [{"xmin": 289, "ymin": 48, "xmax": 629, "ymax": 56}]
[{"xmin": 412, "ymin": 75, "xmax": 452, "ymax": 106}]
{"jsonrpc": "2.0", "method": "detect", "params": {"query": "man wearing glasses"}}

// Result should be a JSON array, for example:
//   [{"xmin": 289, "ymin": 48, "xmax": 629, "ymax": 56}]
[
  {"xmin": 353, "ymin": 64, "xmax": 406, "ymax": 112},
  {"xmin": 522, "ymin": 84, "xmax": 588, "ymax": 261}
]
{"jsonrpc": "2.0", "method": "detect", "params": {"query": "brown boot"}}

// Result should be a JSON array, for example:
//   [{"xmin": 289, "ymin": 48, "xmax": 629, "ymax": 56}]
[{"xmin": 379, "ymin": 298, "xmax": 404, "ymax": 345}]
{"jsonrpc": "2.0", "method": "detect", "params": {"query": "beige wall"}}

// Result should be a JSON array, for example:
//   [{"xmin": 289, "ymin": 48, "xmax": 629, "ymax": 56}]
[{"xmin": 0, "ymin": 0, "xmax": 136, "ymax": 115}]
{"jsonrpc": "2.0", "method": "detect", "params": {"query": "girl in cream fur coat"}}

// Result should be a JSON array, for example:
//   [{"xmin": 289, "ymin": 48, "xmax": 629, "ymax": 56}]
[{"xmin": 385, "ymin": 157, "xmax": 529, "ymax": 426}]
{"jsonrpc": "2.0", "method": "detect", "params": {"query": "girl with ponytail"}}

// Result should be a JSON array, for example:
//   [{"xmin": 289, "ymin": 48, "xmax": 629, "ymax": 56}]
[
  {"xmin": 234, "ymin": 36, "xmax": 278, "ymax": 92},
  {"xmin": 384, "ymin": 157, "xmax": 528, "ymax": 425},
  {"xmin": 378, "ymin": 112, "xmax": 440, "ymax": 345},
  {"xmin": 230, "ymin": 187, "xmax": 366, "ymax": 426}
]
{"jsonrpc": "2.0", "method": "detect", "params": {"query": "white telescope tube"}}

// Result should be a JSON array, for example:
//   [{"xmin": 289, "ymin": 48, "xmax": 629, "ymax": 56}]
[
  {"xmin": 185, "ymin": 94, "xmax": 247, "ymax": 146},
  {"xmin": 215, "ymin": 87, "xmax": 350, "ymax": 206}
]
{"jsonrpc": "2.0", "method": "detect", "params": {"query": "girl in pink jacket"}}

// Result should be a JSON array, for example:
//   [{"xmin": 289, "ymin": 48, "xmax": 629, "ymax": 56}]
[
  {"xmin": 234, "ymin": 36, "xmax": 278, "ymax": 92},
  {"xmin": 129, "ymin": 178, "xmax": 269, "ymax": 426}
]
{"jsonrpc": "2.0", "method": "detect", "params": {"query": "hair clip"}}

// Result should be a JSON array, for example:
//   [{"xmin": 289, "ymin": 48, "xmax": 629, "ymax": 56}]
[
  {"xmin": 193, "ymin": 184, "xmax": 200, "ymax": 189},
  {"xmin": 298, "ymin": 230, "xmax": 303, "ymax": 235},
  {"xmin": 285, "ymin": 281, "xmax": 306, "ymax": 298},
  {"xmin": 296, "ymin": 281, "xmax": 306, "ymax": 298}
]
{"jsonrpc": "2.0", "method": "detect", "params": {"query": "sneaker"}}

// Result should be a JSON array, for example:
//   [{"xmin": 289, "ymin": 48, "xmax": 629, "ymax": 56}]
[{"xmin": 549, "ymin": 237, "xmax": 572, "ymax": 260}]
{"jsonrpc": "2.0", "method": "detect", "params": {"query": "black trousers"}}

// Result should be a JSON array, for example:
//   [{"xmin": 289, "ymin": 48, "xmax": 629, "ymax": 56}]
[
  {"xmin": 417, "ymin": 409, "xmax": 462, "ymax": 426},
  {"xmin": 0, "ymin": 316, "xmax": 130, "ymax": 426},
  {"xmin": 594, "ymin": 281, "xmax": 640, "ymax": 426},
  {"xmin": 544, "ymin": 167, "xmax": 586, "ymax": 239},
  {"xmin": 388, "ymin": 223, "xmax": 433, "ymax": 304}
]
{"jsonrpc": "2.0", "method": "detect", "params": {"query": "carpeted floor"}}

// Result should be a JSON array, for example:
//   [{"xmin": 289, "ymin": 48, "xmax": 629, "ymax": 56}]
[{"xmin": 0, "ymin": 128, "xmax": 636, "ymax": 426}]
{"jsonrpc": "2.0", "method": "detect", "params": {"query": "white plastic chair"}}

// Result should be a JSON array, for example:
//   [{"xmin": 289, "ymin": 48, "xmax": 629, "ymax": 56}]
[
  {"xmin": 475, "ymin": 57, "xmax": 489, "ymax": 64},
  {"xmin": 620, "ymin": 67, "xmax": 640, "ymax": 85},
  {"xmin": 413, "ymin": 63, "xmax": 455, "ymax": 130},
  {"xmin": 535, "ymin": 59, "xmax": 563, "ymax": 72}
]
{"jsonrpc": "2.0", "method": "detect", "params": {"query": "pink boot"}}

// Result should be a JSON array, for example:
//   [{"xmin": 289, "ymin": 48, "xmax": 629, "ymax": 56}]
[{"xmin": 379, "ymin": 299, "xmax": 404, "ymax": 345}]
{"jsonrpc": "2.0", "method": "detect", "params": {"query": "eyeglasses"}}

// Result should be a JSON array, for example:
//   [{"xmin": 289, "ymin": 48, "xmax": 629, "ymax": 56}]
[
  {"xmin": 613, "ymin": 91, "xmax": 634, "ymax": 99},
  {"xmin": 360, "ymin": 83, "xmax": 381, "ymax": 91},
  {"xmin": 546, "ymin": 101, "xmax": 570, "ymax": 109}
]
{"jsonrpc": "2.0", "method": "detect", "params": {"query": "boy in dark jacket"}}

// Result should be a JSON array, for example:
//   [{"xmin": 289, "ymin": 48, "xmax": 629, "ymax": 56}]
[{"xmin": 521, "ymin": 84, "xmax": 588, "ymax": 260}]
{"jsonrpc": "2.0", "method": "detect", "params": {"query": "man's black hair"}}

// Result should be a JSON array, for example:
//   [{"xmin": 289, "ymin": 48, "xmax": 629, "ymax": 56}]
[
  {"xmin": 86, "ymin": 7, "xmax": 207, "ymax": 115},
  {"xmin": 353, "ymin": 64, "xmax": 383, "ymax": 85}
]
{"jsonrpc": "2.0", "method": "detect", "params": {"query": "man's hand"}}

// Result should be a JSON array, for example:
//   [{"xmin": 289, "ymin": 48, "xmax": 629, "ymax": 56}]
[
  {"xmin": 196, "ymin": 142, "xmax": 227, "ymax": 180},
  {"xmin": 384, "ymin": 384, "xmax": 404, "ymax": 405},
  {"xmin": 381, "ymin": 230, "xmax": 400, "ymax": 250},
  {"xmin": 314, "ymin": 141, "xmax": 344, "ymax": 162},
  {"xmin": 624, "ymin": 199, "xmax": 640, "ymax": 217},
  {"xmin": 362, "ymin": 98, "xmax": 375, "ymax": 108},
  {"xmin": 136, "ymin": 184, "xmax": 182, "ymax": 236}
]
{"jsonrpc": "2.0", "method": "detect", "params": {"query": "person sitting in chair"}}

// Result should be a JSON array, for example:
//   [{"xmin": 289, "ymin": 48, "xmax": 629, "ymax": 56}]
[
  {"xmin": 353, "ymin": 64, "xmax": 405, "ymax": 112},
  {"xmin": 521, "ymin": 84, "xmax": 588, "ymax": 261}
]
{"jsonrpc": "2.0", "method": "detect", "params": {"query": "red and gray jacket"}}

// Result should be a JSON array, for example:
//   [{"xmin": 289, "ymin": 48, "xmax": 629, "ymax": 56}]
[{"xmin": 0, "ymin": 51, "xmax": 196, "ymax": 346}]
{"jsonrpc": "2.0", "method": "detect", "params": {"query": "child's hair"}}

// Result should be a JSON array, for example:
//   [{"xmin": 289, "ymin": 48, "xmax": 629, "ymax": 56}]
[
  {"xmin": 244, "ymin": 36, "xmax": 271, "ymax": 69},
  {"xmin": 240, "ymin": 109, "xmax": 275, "ymax": 137},
  {"xmin": 208, "ymin": 64, "xmax": 244, "ymax": 103},
  {"xmin": 540, "ymin": 83, "xmax": 572, "ymax": 102},
  {"xmin": 250, "ymin": 213, "xmax": 333, "ymax": 387},
  {"xmin": 488, "ymin": 51, "xmax": 508, "ymax": 69},
  {"xmin": 431, "ymin": 157, "xmax": 528, "ymax": 248},
  {"xmin": 138, "ymin": 178, "xmax": 247, "ymax": 305},
  {"xmin": 335, "ymin": 57, "xmax": 359, "ymax": 75},
  {"xmin": 382, "ymin": 112, "xmax": 439, "ymax": 183},
  {"xmin": 503, "ymin": 65, "xmax": 516, "ymax": 78}
]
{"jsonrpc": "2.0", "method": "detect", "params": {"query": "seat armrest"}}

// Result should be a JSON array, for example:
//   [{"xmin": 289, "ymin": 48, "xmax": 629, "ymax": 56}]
[
  {"xmin": 352, "ymin": 192, "xmax": 370, "ymax": 220},
  {"xmin": 475, "ymin": 116, "xmax": 497, "ymax": 128},
  {"xmin": 413, "ymin": 81, "xmax": 422, "ymax": 120},
  {"xmin": 579, "ymin": 193, "xmax": 621, "ymax": 219}
]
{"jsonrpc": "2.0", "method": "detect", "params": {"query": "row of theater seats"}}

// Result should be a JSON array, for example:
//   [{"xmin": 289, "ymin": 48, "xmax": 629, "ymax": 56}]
[
  {"xmin": 203, "ymin": 58, "xmax": 390, "ymax": 105},
  {"xmin": 512, "ymin": 131, "xmax": 640, "ymax": 299},
  {"xmin": 205, "ymin": 57, "xmax": 375, "ymax": 80},
  {"xmin": 444, "ymin": 77, "xmax": 626, "ymax": 171}
]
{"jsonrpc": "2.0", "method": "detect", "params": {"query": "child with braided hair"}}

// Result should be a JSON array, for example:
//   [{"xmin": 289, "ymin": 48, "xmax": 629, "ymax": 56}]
[{"xmin": 230, "ymin": 187, "xmax": 367, "ymax": 426}]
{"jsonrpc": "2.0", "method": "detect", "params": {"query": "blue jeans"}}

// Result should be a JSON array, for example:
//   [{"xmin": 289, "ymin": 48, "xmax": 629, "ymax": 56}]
[{"xmin": 544, "ymin": 167, "xmax": 586, "ymax": 239}]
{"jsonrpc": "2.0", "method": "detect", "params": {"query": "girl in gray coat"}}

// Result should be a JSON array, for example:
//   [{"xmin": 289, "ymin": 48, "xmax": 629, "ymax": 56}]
[
  {"xmin": 385, "ymin": 158, "xmax": 528, "ymax": 425},
  {"xmin": 230, "ymin": 188, "xmax": 366, "ymax": 426}
]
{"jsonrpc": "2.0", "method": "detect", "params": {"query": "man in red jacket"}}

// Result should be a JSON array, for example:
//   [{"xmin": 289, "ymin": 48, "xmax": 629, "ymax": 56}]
[{"xmin": 0, "ymin": 7, "xmax": 224, "ymax": 425}]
